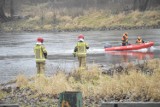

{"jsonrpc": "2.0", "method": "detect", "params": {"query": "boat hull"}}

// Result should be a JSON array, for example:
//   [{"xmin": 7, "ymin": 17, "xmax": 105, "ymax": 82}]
[{"xmin": 105, "ymin": 42, "xmax": 154, "ymax": 51}]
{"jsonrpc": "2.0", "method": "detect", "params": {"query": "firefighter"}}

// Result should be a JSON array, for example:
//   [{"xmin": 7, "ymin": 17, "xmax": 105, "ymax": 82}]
[
  {"xmin": 73, "ymin": 34, "xmax": 89, "ymax": 70},
  {"xmin": 136, "ymin": 36, "xmax": 144, "ymax": 44},
  {"xmin": 122, "ymin": 32, "xmax": 128, "ymax": 46},
  {"xmin": 34, "ymin": 37, "xmax": 47, "ymax": 75}
]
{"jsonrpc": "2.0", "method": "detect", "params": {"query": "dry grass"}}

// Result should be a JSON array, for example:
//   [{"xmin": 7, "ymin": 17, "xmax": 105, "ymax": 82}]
[
  {"xmin": 1, "ymin": 7, "xmax": 160, "ymax": 31},
  {"xmin": 57, "ymin": 9, "xmax": 160, "ymax": 30},
  {"xmin": 15, "ymin": 59, "xmax": 160, "ymax": 101},
  {"xmin": 29, "ymin": 73, "xmax": 72, "ymax": 94},
  {"xmin": 0, "ymin": 89, "xmax": 7, "ymax": 99},
  {"xmin": 16, "ymin": 74, "xmax": 28, "ymax": 88}
]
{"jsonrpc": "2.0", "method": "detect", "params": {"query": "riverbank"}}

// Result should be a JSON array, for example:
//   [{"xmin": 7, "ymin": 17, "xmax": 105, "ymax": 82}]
[
  {"xmin": 0, "ymin": 59, "xmax": 160, "ymax": 107},
  {"xmin": 0, "ymin": 10, "xmax": 160, "ymax": 32}
]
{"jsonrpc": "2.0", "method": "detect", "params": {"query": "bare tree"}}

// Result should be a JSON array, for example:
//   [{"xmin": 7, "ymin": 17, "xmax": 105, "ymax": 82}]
[
  {"xmin": 133, "ymin": 0, "xmax": 150, "ymax": 11},
  {"xmin": 1, "ymin": 0, "xmax": 160, "ymax": 23},
  {"xmin": 0, "ymin": 0, "xmax": 7, "ymax": 22},
  {"xmin": 10, "ymin": 0, "xmax": 14, "ymax": 17}
]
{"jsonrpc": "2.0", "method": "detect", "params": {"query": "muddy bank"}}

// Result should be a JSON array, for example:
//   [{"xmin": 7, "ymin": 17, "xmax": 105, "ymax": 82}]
[
  {"xmin": 101, "ymin": 60, "xmax": 155, "ymax": 76},
  {"xmin": 0, "ymin": 25, "xmax": 160, "ymax": 33},
  {"xmin": 55, "ymin": 25, "xmax": 160, "ymax": 32},
  {"xmin": 0, "ymin": 85, "xmax": 158, "ymax": 107}
]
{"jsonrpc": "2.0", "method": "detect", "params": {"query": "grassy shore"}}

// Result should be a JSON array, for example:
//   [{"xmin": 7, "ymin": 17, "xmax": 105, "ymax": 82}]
[
  {"xmin": 16, "ymin": 59, "xmax": 160, "ymax": 100},
  {"xmin": 0, "ymin": 9, "xmax": 160, "ymax": 32},
  {"xmin": 0, "ymin": 59, "xmax": 160, "ymax": 106}
]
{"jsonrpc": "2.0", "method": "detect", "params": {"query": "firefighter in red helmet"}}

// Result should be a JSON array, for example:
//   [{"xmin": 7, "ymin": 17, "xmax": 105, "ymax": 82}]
[
  {"xmin": 78, "ymin": 34, "xmax": 84, "ymax": 39},
  {"xmin": 34, "ymin": 37, "xmax": 47, "ymax": 75},
  {"xmin": 73, "ymin": 34, "xmax": 89, "ymax": 70}
]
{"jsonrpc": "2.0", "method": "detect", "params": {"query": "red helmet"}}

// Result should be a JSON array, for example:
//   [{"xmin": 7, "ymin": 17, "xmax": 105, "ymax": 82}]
[
  {"xmin": 78, "ymin": 34, "xmax": 84, "ymax": 39},
  {"xmin": 37, "ymin": 37, "xmax": 44, "ymax": 43}
]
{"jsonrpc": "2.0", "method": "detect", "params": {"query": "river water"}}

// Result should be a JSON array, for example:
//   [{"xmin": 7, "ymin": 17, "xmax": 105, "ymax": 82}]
[{"xmin": 0, "ymin": 29, "xmax": 160, "ymax": 83}]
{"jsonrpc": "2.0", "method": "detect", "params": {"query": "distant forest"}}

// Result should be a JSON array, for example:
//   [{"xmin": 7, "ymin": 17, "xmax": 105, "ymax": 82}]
[{"xmin": 0, "ymin": 0, "xmax": 160, "ymax": 22}]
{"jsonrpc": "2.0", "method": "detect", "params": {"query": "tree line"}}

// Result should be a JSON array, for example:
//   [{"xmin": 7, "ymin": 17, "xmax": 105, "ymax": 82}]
[{"xmin": 0, "ymin": 0, "xmax": 160, "ymax": 22}]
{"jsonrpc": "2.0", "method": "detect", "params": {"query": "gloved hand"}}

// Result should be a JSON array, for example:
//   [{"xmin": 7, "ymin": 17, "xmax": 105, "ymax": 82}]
[
  {"xmin": 44, "ymin": 53, "xmax": 47, "ymax": 59},
  {"xmin": 73, "ymin": 52, "xmax": 76, "ymax": 57}
]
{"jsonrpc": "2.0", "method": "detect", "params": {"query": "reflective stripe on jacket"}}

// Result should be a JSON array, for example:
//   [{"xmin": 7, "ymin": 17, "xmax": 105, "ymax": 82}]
[
  {"xmin": 76, "ymin": 42, "xmax": 88, "ymax": 57},
  {"xmin": 34, "ymin": 44, "xmax": 47, "ymax": 62}
]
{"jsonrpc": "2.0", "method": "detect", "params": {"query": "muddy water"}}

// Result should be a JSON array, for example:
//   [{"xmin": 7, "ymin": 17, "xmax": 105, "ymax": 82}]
[{"xmin": 0, "ymin": 29, "xmax": 160, "ymax": 83}]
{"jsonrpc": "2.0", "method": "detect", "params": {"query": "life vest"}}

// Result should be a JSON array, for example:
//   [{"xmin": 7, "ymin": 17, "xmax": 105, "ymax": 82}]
[
  {"xmin": 76, "ymin": 42, "xmax": 88, "ymax": 57},
  {"xmin": 136, "ymin": 39, "xmax": 142, "ymax": 44},
  {"xmin": 125, "ymin": 35, "xmax": 128, "ymax": 42},
  {"xmin": 122, "ymin": 36, "xmax": 127, "ymax": 43},
  {"xmin": 34, "ymin": 44, "xmax": 47, "ymax": 62}
]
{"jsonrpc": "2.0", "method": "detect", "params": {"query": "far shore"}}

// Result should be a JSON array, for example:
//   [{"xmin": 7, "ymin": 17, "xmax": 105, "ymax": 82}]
[
  {"xmin": 0, "ymin": 10, "xmax": 160, "ymax": 33},
  {"xmin": 0, "ymin": 25, "xmax": 160, "ymax": 33}
]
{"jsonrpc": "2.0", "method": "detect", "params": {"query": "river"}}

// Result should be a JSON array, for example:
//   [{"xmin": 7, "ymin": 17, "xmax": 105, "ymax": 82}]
[{"xmin": 0, "ymin": 29, "xmax": 160, "ymax": 83}]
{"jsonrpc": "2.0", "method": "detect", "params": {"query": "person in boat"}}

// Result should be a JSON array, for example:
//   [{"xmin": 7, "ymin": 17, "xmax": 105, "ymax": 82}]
[
  {"xmin": 34, "ymin": 37, "xmax": 47, "ymax": 75},
  {"xmin": 136, "ymin": 36, "xmax": 144, "ymax": 44},
  {"xmin": 73, "ymin": 34, "xmax": 89, "ymax": 70},
  {"xmin": 122, "ymin": 32, "xmax": 128, "ymax": 46}
]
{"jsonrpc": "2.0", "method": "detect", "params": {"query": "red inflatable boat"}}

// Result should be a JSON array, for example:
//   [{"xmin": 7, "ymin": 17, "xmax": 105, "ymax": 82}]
[{"xmin": 105, "ymin": 42, "xmax": 154, "ymax": 51}]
